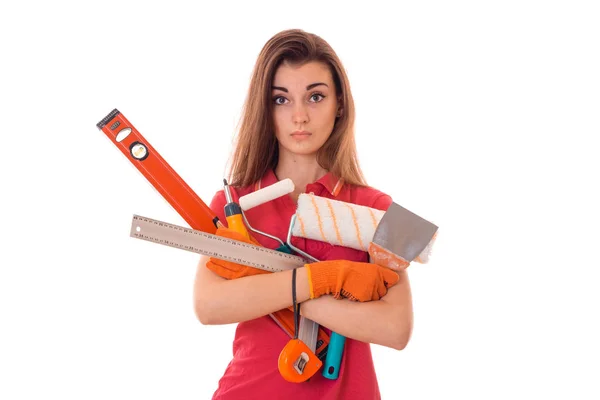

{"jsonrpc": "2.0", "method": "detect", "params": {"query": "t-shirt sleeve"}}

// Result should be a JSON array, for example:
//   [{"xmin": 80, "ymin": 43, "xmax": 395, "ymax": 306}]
[
  {"xmin": 371, "ymin": 192, "xmax": 393, "ymax": 212},
  {"xmin": 209, "ymin": 190, "xmax": 227, "ymax": 225}
]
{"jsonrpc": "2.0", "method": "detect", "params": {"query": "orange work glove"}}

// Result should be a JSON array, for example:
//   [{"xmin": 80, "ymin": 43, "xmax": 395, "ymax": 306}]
[
  {"xmin": 305, "ymin": 260, "xmax": 400, "ymax": 302},
  {"xmin": 205, "ymin": 227, "xmax": 270, "ymax": 279}
]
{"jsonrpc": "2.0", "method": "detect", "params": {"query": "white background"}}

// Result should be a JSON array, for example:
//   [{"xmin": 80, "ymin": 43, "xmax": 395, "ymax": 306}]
[{"xmin": 1, "ymin": 1, "xmax": 599, "ymax": 399}]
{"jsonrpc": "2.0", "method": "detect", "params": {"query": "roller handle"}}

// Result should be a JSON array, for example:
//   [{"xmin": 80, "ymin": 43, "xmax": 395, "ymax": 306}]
[
  {"xmin": 223, "ymin": 179, "xmax": 250, "ymax": 239},
  {"xmin": 224, "ymin": 204, "xmax": 249, "ymax": 239}
]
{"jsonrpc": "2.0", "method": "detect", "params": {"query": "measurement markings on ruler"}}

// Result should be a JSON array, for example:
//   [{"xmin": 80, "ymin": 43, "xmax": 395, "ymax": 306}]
[{"xmin": 130, "ymin": 215, "xmax": 306, "ymax": 272}]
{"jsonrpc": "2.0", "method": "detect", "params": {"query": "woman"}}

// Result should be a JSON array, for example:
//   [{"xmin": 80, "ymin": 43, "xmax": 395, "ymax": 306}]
[{"xmin": 193, "ymin": 29, "xmax": 413, "ymax": 399}]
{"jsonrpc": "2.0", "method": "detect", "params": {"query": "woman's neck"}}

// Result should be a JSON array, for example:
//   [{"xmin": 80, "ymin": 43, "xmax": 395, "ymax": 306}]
[{"xmin": 274, "ymin": 153, "xmax": 328, "ymax": 203}]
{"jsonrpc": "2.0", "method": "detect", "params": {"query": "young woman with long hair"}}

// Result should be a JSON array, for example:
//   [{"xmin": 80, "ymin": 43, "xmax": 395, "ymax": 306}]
[{"xmin": 193, "ymin": 29, "xmax": 413, "ymax": 400}]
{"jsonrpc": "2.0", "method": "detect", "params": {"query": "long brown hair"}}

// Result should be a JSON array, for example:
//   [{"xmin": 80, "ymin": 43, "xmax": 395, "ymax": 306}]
[{"xmin": 227, "ymin": 29, "xmax": 367, "ymax": 188}]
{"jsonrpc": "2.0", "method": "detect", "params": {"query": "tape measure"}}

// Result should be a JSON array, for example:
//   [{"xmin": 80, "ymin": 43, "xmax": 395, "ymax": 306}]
[{"xmin": 130, "ymin": 215, "xmax": 307, "ymax": 272}]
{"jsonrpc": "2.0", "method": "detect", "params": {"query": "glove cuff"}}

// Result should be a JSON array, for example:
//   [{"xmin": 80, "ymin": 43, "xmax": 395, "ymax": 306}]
[{"xmin": 306, "ymin": 261, "xmax": 338, "ymax": 298}]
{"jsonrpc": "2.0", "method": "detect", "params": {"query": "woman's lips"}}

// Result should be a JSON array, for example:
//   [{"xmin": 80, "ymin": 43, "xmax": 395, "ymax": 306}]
[{"xmin": 291, "ymin": 131, "xmax": 312, "ymax": 140}]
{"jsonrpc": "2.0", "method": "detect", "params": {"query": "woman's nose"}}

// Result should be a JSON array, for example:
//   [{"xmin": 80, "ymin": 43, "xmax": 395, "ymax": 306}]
[{"xmin": 292, "ymin": 104, "xmax": 309, "ymax": 124}]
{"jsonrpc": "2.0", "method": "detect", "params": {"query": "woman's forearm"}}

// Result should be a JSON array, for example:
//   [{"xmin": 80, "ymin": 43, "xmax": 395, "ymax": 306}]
[
  {"xmin": 194, "ymin": 258, "xmax": 310, "ymax": 325},
  {"xmin": 300, "ymin": 278, "xmax": 413, "ymax": 350},
  {"xmin": 195, "ymin": 255, "xmax": 414, "ymax": 350}
]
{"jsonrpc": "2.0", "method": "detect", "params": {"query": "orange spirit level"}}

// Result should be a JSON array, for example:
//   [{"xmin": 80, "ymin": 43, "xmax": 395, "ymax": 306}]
[
  {"xmin": 96, "ymin": 109, "xmax": 221, "ymax": 234},
  {"xmin": 97, "ymin": 109, "xmax": 326, "ymax": 382}
]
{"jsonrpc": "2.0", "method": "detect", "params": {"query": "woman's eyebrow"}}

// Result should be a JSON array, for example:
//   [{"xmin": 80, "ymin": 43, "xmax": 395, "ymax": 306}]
[{"xmin": 271, "ymin": 82, "xmax": 329, "ymax": 92}]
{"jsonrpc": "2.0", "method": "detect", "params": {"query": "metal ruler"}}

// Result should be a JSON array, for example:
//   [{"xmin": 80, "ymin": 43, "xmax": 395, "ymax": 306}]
[
  {"xmin": 130, "ymin": 214, "xmax": 307, "ymax": 271},
  {"xmin": 130, "ymin": 214, "xmax": 320, "ymax": 353}
]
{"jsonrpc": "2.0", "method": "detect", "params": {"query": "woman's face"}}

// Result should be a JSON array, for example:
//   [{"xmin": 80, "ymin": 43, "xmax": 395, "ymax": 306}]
[{"xmin": 271, "ymin": 60, "xmax": 340, "ymax": 158}]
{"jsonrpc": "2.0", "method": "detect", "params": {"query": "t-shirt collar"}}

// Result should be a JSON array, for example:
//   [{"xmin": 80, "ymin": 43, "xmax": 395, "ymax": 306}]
[{"xmin": 256, "ymin": 169, "xmax": 344, "ymax": 197}]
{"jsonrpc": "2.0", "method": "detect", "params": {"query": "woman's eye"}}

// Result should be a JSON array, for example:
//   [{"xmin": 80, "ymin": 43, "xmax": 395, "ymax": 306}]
[
  {"xmin": 310, "ymin": 93, "xmax": 325, "ymax": 102},
  {"xmin": 273, "ymin": 96, "xmax": 287, "ymax": 105}
]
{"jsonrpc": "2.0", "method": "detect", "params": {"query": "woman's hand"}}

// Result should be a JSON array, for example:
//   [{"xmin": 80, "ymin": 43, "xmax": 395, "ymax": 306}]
[{"xmin": 305, "ymin": 260, "xmax": 400, "ymax": 302}]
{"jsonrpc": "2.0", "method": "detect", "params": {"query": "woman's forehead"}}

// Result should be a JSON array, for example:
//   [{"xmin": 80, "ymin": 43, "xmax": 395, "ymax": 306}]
[{"xmin": 273, "ymin": 61, "xmax": 333, "ymax": 89}]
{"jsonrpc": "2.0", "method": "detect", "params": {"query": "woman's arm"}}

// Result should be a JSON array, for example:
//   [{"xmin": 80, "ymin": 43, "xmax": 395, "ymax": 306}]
[
  {"xmin": 193, "ymin": 255, "xmax": 311, "ymax": 325},
  {"xmin": 300, "ymin": 270, "xmax": 413, "ymax": 350},
  {"xmin": 194, "ymin": 254, "xmax": 412, "ymax": 350}
]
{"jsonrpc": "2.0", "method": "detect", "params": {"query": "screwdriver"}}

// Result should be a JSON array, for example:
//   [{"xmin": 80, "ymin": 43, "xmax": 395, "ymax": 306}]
[{"xmin": 223, "ymin": 179, "xmax": 250, "ymax": 239}]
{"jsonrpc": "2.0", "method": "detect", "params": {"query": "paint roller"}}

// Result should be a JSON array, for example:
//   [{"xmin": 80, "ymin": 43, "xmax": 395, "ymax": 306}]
[
  {"xmin": 236, "ymin": 180, "xmax": 327, "ymax": 381},
  {"xmin": 239, "ymin": 179, "xmax": 295, "ymax": 211},
  {"xmin": 292, "ymin": 193, "xmax": 437, "ymax": 268},
  {"xmin": 237, "ymin": 178, "xmax": 295, "ymax": 253}
]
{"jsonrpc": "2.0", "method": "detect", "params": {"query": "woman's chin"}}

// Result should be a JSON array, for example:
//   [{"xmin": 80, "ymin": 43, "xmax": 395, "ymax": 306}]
[{"xmin": 280, "ymin": 142, "xmax": 320, "ymax": 157}]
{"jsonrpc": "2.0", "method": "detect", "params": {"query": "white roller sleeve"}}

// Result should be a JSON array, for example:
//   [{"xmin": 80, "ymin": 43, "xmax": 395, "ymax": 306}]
[
  {"xmin": 292, "ymin": 193, "xmax": 385, "ymax": 252},
  {"xmin": 239, "ymin": 178, "xmax": 295, "ymax": 211}
]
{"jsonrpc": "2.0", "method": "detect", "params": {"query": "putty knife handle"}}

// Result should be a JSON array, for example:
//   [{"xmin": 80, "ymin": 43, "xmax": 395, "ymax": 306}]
[{"xmin": 322, "ymin": 332, "xmax": 346, "ymax": 379}]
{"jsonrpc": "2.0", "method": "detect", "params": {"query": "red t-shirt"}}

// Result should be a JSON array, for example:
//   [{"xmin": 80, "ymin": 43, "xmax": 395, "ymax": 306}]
[{"xmin": 208, "ymin": 169, "xmax": 393, "ymax": 400}]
